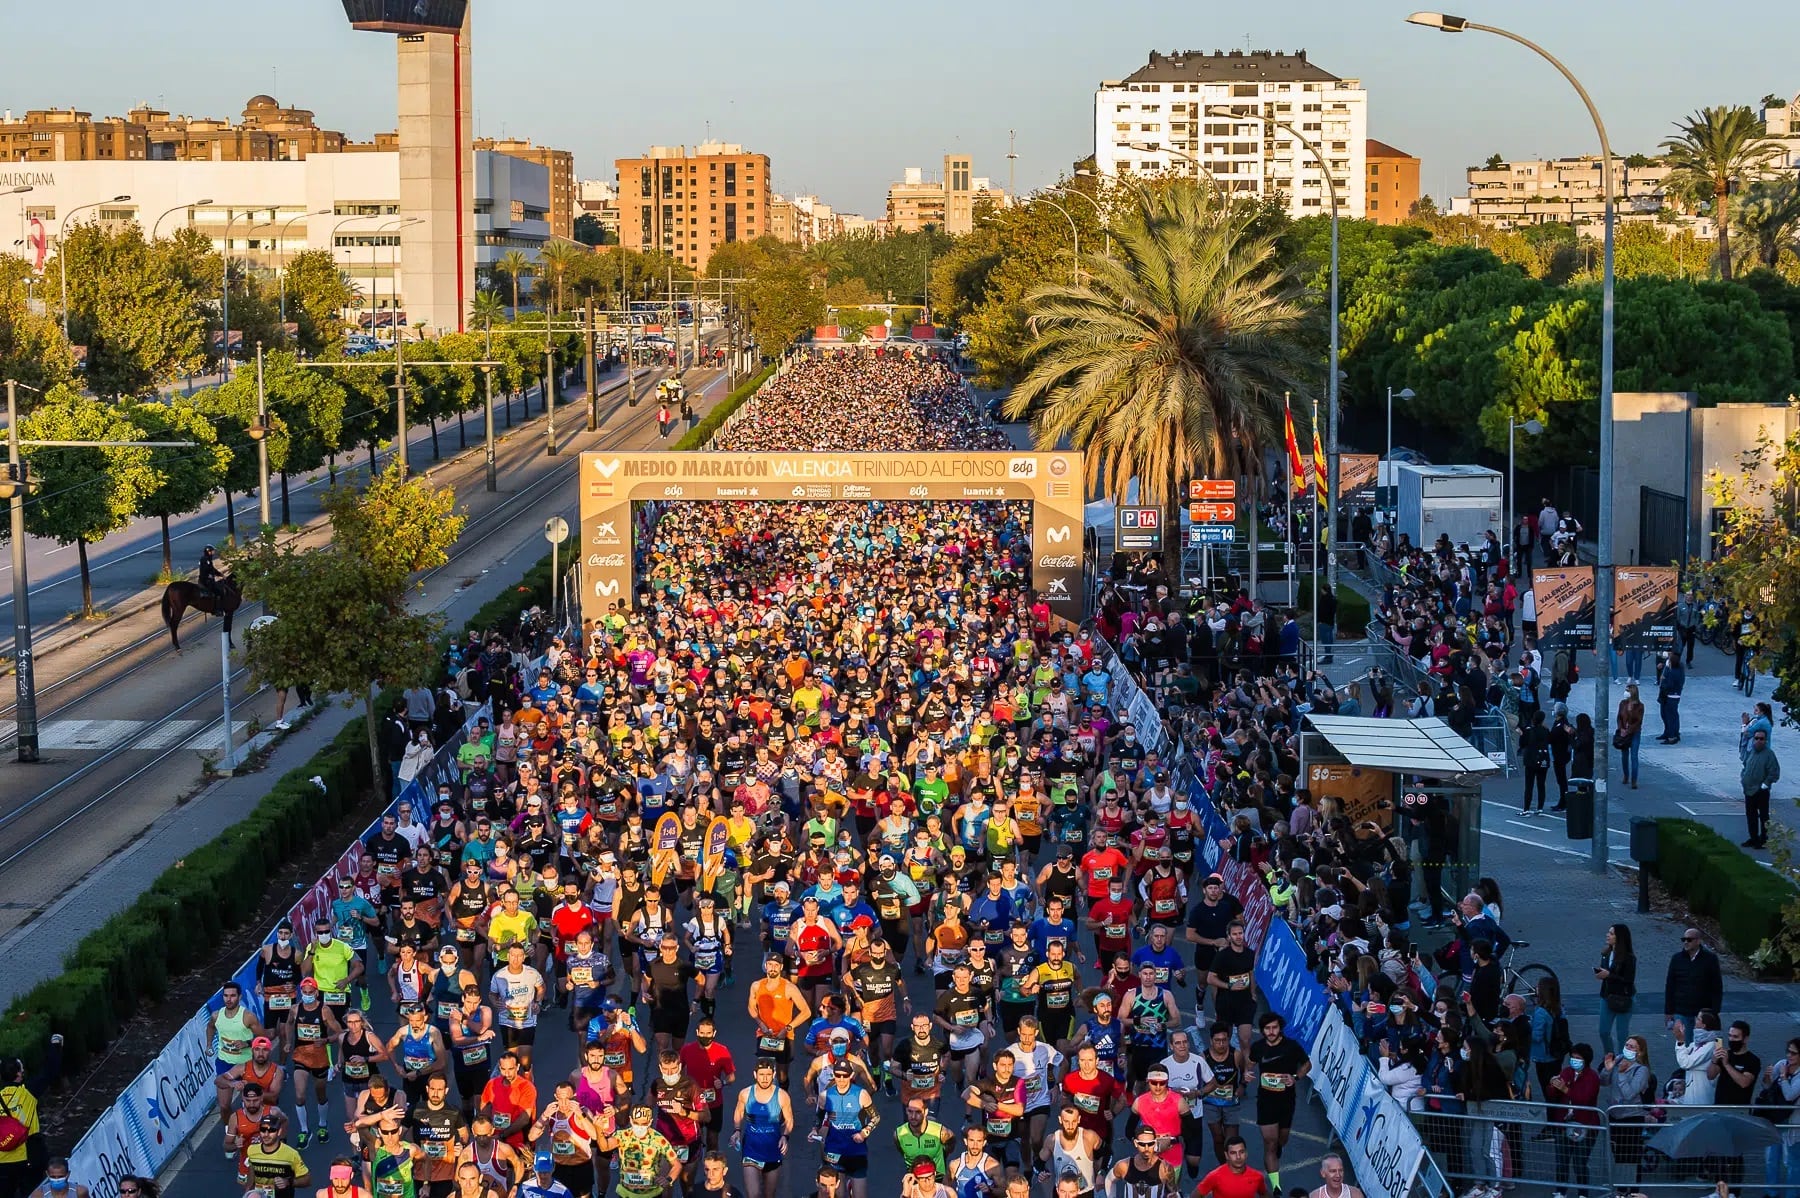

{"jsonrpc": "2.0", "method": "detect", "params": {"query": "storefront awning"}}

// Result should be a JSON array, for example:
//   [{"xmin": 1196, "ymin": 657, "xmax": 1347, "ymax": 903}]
[{"xmin": 1302, "ymin": 715, "xmax": 1501, "ymax": 778}]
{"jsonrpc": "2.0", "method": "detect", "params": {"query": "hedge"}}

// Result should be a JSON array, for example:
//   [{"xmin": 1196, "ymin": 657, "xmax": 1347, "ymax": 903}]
[
  {"xmin": 0, "ymin": 551, "xmax": 558, "ymax": 1078},
  {"xmin": 672, "ymin": 363, "xmax": 777, "ymax": 450},
  {"xmin": 1651, "ymin": 817, "xmax": 1799, "ymax": 962}
]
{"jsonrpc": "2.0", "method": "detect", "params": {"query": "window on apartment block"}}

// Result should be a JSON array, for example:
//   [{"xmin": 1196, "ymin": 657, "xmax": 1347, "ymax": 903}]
[{"xmin": 724, "ymin": 164, "xmax": 737, "ymax": 196}]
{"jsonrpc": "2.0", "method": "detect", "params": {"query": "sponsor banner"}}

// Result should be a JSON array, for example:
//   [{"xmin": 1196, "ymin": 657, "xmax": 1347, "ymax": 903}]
[
  {"xmin": 580, "ymin": 449, "xmax": 1089, "ymax": 626},
  {"xmin": 71, "ymin": 702, "xmax": 493, "ymax": 1186},
  {"xmin": 1219, "ymin": 856, "xmax": 1275, "ymax": 949},
  {"xmin": 1612, "ymin": 566, "xmax": 1678, "ymax": 652},
  {"xmin": 1254, "ymin": 920, "xmax": 1332, "ymax": 1050},
  {"xmin": 1341, "ymin": 454, "xmax": 1380, "ymax": 506},
  {"xmin": 1311, "ymin": 1011, "xmax": 1428, "ymax": 1198},
  {"xmin": 1532, "ymin": 567, "xmax": 1596, "ymax": 650}
]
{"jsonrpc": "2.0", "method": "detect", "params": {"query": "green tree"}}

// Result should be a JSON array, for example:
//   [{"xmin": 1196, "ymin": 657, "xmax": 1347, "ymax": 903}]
[
  {"xmin": 1006, "ymin": 181, "xmax": 1316, "ymax": 549},
  {"xmin": 0, "ymin": 254, "xmax": 77, "ymax": 398},
  {"xmin": 216, "ymin": 353, "xmax": 346, "ymax": 522},
  {"xmin": 1660, "ymin": 105, "xmax": 1784, "ymax": 280},
  {"xmin": 1733, "ymin": 176, "xmax": 1800, "ymax": 273},
  {"xmin": 186, "ymin": 383, "xmax": 291, "ymax": 539},
  {"xmin": 20, "ymin": 385, "xmax": 154, "ymax": 615},
  {"xmin": 572, "ymin": 213, "xmax": 611, "ymax": 247},
  {"xmin": 127, "ymin": 400, "xmax": 232, "ymax": 574},
  {"xmin": 469, "ymin": 290, "xmax": 507, "ymax": 330},
  {"xmin": 537, "ymin": 241, "xmax": 585, "ymax": 315},
  {"xmin": 230, "ymin": 465, "xmax": 465, "ymax": 779},
  {"xmin": 55, "ymin": 222, "xmax": 210, "ymax": 397},
  {"xmin": 495, "ymin": 250, "xmax": 534, "ymax": 315},
  {"xmin": 742, "ymin": 259, "xmax": 826, "ymax": 353},
  {"xmin": 283, "ymin": 249, "xmax": 355, "ymax": 355}
]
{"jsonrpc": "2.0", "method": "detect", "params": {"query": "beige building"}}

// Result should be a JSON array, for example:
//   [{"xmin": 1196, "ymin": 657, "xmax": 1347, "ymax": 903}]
[
  {"xmin": 615, "ymin": 142, "xmax": 771, "ymax": 273},
  {"xmin": 0, "ymin": 97, "xmax": 360, "ymax": 165},
  {"xmin": 476, "ymin": 137, "xmax": 575, "ymax": 239},
  {"xmin": 1365, "ymin": 139, "xmax": 1420, "ymax": 225},
  {"xmin": 885, "ymin": 154, "xmax": 1004, "ymax": 234},
  {"xmin": 1452, "ymin": 155, "xmax": 1675, "ymax": 230},
  {"xmin": 577, "ymin": 179, "xmax": 619, "ymax": 242}
]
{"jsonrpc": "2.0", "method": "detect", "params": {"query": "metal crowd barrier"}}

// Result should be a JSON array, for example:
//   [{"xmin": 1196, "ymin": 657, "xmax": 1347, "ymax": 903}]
[{"xmin": 1404, "ymin": 1097, "xmax": 1799, "ymax": 1197}]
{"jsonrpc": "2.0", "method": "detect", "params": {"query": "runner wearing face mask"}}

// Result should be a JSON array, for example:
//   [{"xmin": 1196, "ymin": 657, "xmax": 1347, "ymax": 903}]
[{"xmin": 28, "ymin": 1159, "xmax": 90, "ymax": 1198}]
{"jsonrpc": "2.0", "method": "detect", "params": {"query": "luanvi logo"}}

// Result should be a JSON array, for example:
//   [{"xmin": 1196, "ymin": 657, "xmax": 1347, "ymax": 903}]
[
  {"xmin": 592, "ymin": 458, "xmax": 622, "ymax": 478},
  {"xmin": 1045, "ymin": 525, "xmax": 1072, "ymax": 544}
]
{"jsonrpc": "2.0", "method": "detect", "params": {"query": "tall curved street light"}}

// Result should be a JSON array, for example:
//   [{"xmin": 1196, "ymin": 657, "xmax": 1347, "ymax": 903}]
[
  {"xmin": 1407, "ymin": 11, "xmax": 1618, "ymax": 875},
  {"xmin": 1203, "ymin": 104, "xmax": 1345, "ymax": 609},
  {"xmin": 275, "ymin": 208, "xmax": 332, "ymax": 332},
  {"xmin": 1032, "ymin": 196, "xmax": 1080, "ymax": 284},
  {"xmin": 1050, "ymin": 185, "xmax": 1110, "ymax": 256},
  {"xmin": 221, "ymin": 207, "xmax": 279, "ymax": 379},
  {"xmin": 59, "ymin": 195, "xmax": 131, "ymax": 340},
  {"xmin": 151, "ymin": 199, "xmax": 213, "ymax": 240},
  {"xmin": 370, "ymin": 217, "xmax": 422, "ymax": 336}
]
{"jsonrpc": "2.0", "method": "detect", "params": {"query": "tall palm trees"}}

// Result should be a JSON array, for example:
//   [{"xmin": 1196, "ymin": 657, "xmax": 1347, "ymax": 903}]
[
  {"xmin": 495, "ymin": 249, "xmax": 533, "ymax": 316},
  {"xmin": 1660, "ymin": 105, "xmax": 1784, "ymax": 280},
  {"xmin": 1006, "ymin": 181, "xmax": 1317, "ymax": 564},
  {"xmin": 469, "ymin": 289, "xmax": 506, "ymax": 330},
  {"xmin": 1732, "ymin": 177, "xmax": 1800, "ymax": 273},
  {"xmin": 537, "ymin": 240, "xmax": 583, "ymax": 315}
]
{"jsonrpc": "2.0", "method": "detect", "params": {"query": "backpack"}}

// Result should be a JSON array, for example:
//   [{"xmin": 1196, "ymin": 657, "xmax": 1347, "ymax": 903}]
[{"xmin": 1547, "ymin": 1013, "xmax": 1572, "ymax": 1060}]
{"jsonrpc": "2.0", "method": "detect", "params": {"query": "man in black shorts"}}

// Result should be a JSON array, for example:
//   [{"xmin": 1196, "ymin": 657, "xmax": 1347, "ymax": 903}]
[
  {"xmin": 1246, "ymin": 1013, "xmax": 1309, "ymax": 1192},
  {"xmin": 642, "ymin": 934, "xmax": 699, "ymax": 1057}
]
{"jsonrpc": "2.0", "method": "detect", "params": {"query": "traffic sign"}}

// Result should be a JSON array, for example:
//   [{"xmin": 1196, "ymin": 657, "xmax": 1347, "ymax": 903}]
[
  {"xmin": 1188, "ymin": 501, "xmax": 1237, "ymax": 524},
  {"xmin": 544, "ymin": 516, "xmax": 570, "ymax": 544},
  {"xmin": 1187, "ymin": 525, "xmax": 1237, "ymax": 546},
  {"xmin": 1188, "ymin": 479, "xmax": 1237, "ymax": 501}
]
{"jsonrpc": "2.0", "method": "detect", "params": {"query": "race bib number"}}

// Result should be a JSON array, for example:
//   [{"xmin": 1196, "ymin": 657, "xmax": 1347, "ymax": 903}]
[
  {"xmin": 267, "ymin": 992, "xmax": 294, "ymax": 1011},
  {"xmin": 1073, "ymin": 1092, "xmax": 1099, "ymax": 1113},
  {"xmin": 758, "ymin": 1035, "xmax": 785, "ymax": 1053}
]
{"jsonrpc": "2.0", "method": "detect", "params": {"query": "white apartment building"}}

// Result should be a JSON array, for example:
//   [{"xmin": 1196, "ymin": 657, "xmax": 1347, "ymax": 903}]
[
  {"xmin": 1450, "ymin": 156, "xmax": 1676, "ymax": 230},
  {"xmin": 1762, "ymin": 92, "xmax": 1800, "ymax": 169},
  {"xmin": 0, "ymin": 151, "xmax": 548, "ymax": 333},
  {"xmin": 1093, "ymin": 49, "xmax": 1366, "ymax": 219}
]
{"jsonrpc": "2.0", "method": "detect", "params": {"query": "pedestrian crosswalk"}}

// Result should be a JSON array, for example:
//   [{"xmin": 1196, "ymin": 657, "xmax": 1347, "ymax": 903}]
[{"xmin": 0, "ymin": 718, "xmax": 250, "ymax": 753}]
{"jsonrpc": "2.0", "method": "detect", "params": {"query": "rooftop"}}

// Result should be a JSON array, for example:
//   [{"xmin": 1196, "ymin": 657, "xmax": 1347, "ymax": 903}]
[
  {"xmin": 1116, "ymin": 49, "xmax": 1339, "ymax": 86},
  {"xmin": 1366, "ymin": 138, "xmax": 1416, "ymax": 160}
]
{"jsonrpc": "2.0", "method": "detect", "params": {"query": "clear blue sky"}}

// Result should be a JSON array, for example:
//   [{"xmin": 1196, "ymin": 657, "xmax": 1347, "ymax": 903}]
[{"xmin": 9, "ymin": 0, "xmax": 1795, "ymax": 216}]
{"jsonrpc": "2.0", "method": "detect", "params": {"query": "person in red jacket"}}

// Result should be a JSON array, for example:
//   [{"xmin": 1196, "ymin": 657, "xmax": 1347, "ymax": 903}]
[
  {"xmin": 1084, "ymin": 879, "xmax": 1135, "ymax": 966},
  {"xmin": 1547, "ymin": 1043, "xmax": 1603, "ymax": 1196},
  {"xmin": 1080, "ymin": 835, "xmax": 1130, "ymax": 906}
]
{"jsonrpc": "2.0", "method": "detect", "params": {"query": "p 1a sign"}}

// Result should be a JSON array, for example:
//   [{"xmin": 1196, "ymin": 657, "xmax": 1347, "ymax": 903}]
[{"xmin": 1115, "ymin": 505, "xmax": 1164, "ymax": 552}]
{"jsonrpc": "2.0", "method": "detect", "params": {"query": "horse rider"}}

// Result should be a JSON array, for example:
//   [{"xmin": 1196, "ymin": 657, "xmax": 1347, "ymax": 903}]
[{"xmin": 200, "ymin": 545, "xmax": 233, "ymax": 604}]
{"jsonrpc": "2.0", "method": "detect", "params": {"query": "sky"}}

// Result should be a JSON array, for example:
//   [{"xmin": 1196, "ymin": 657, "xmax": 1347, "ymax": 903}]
[{"xmin": 8, "ymin": 0, "xmax": 1797, "ymax": 217}]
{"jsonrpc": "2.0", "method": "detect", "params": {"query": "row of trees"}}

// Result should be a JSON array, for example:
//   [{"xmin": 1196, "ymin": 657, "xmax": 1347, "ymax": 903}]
[{"xmin": 13, "ymin": 319, "xmax": 581, "ymax": 617}]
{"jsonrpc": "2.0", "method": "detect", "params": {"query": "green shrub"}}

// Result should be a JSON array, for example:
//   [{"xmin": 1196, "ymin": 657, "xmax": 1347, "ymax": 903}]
[
  {"xmin": 673, "ymin": 364, "xmax": 776, "ymax": 450},
  {"xmin": 1652, "ymin": 817, "xmax": 1798, "ymax": 963}
]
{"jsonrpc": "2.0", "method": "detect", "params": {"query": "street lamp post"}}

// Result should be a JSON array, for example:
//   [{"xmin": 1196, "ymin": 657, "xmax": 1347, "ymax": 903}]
[
  {"xmin": 1386, "ymin": 385, "xmax": 1415, "ymax": 517},
  {"xmin": 221, "ymin": 207, "xmax": 273, "ymax": 381},
  {"xmin": 1508, "ymin": 417, "xmax": 1545, "ymax": 562},
  {"xmin": 371, "ymin": 218, "xmax": 420, "ymax": 337},
  {"xmin": 1051, "ymin": 185, "xmax": 1110, "ymax": 256},
  {"xmin": 1034, "ymin": 195, "xmax": 1080, "ymax": 283},
  {"xmin": 151, "ymin": 198, "xmax": 213, "ymax": 241},
  {"xmin": 275, "ymin": 208, "xmax": 332, "ymax": 334},
  {"xmin": 59, "ymin": 195, "xmax": 131, "ymax": 340},
  {"xmin": 1205, "ymin": 105, "xmax": 1344, "ymax": 600},
  {"xmin": 1408, "ymin": 11, "xmax": 1617, "ymax": 874},
  {"xmin": 251, "ymin": 343, "xmax": 274, "ymax": 529}
]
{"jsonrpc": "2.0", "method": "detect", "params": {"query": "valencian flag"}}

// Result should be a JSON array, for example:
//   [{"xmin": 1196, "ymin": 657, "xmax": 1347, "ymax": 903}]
[
  {"xmin": 1284, "ymin": 395, "xmax": 1308, "ymax": 494},
  {"xmin": 1311, "ymin": 397, "xmax": 1328, "ymax": 506}
]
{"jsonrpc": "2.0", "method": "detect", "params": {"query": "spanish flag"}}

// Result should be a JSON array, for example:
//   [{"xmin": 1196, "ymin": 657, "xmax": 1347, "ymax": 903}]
[
  {"xmin": 1284, "ymin": 394, "xmax": 1307, "ymax": 494},
  {"xmin": 1311, "ymin": 397, "xmax": 1328, "ymax": 504}
]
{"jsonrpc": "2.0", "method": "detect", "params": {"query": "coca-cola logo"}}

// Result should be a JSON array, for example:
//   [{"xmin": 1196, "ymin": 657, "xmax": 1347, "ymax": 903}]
[
  {"xmin": 587, "ymin": 553, "xmax": 626, "ymax": 567},
  {"xmin": 1038, "ymin": 554, "xmax": 1078, "ymax": 569}
]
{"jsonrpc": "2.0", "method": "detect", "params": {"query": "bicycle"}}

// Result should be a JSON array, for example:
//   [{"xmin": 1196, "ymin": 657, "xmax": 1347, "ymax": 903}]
[{"xmin": 1432, "ymin": 940, "xmax": 1558, "ymax": 1005}]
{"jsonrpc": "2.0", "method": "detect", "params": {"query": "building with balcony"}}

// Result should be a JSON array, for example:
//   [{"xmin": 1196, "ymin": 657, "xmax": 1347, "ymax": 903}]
[
  {"xmin": 1450, "ymin": 155, "xmax": 1676, "ymax": 230},
  {"xmin": 614, "ymin": 142, "xmax": 771, "ymax": 273},
  {"xmin": 884, "ymin": 155, "xmax": 1006, "ymax": 234},
  {"xmin": 1093, "ymin": 49, "xmax": 1367, "ymax": 219}
]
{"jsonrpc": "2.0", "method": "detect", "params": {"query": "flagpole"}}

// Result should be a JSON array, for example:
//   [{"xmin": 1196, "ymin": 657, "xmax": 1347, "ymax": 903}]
[
  {"xmin": 1312, "ymin": 395, "xmax": 1322, "ymax": 671},
  {"xmin": 1285, "ymin": 392, "xmax": 1296, "ymax": 608}
]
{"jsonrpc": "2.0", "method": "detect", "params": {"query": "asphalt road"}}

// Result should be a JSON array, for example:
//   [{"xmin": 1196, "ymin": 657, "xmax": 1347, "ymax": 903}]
[{"xmin": 0, "ymin": 356, "xmax": 733, "ymax": 937}]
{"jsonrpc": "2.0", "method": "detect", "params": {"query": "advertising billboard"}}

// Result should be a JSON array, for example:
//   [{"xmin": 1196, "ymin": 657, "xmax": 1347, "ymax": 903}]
[
  {"xmin": 1532, "ymin": 566, "xmax": 1597, "ymax": 650},
  {"xmin": 1612, "ymin": 566, "xmax": 1679, "ymax": 652},
  {"xmin": 579, "ymin": 451, "xmax": 1088, "ymax": 627}
]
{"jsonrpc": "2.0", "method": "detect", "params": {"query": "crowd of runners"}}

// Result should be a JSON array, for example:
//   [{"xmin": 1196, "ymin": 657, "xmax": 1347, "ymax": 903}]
[
  {"xmin": 714, "ymin": 353, "xmax": 1009, "ymax": 453},
  {"xmin": 196, "ymin": 357, "xmax": 1375, "ymax": 1198}
]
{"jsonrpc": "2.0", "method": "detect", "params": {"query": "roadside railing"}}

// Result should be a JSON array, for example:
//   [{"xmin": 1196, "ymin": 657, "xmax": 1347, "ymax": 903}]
[{"xmin": 1403, "ymin": 1097, "xmax": 1800, "ymax": 1198}]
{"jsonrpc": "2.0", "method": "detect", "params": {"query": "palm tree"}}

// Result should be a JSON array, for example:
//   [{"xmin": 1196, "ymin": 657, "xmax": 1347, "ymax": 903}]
[
  {"xmin": 538, "ymin": 240, "xmax": 583, "ymax": 316},
  {"xmin": 1006, "ymin": 181, "xmax": 1316, "ymax": 584},
  {"xmin": 495, "ymin": 249, "xmax": 533, "ymax": 316},
  {"xmin": 1660, "ymin": 105, "xmax": 1784, "ymax": 280},
  {"xmin": 1732, "ymin": 177, "xmax": 1800, "ymax": 273},
  {"xmin": 469, "ymin": 289, "xmax": 506, "ymax": 330}
]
